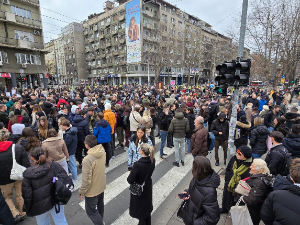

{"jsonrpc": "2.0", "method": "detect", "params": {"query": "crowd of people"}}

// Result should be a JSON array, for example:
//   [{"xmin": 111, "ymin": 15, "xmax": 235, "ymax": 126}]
[{"xmin": 0, "ymin": 84, "xmax": 299, "ymax": 225}]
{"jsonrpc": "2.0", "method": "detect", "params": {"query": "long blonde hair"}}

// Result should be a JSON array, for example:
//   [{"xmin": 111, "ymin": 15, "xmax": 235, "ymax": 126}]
[{"xmin": 140, "ymin": 143, "xmax": 155, "ymax": 163}]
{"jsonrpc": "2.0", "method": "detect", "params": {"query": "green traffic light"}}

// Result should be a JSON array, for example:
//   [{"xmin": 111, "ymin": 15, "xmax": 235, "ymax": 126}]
[
  {"xmin": 218, "ymin": 88, "xmax": 222, "ymax": 93},
  {"xmin": 292, "ymin": 80, "xmax": 294, "ymax": 83}
]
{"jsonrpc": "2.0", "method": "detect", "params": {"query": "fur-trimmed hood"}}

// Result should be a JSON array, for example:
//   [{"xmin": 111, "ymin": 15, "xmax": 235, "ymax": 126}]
[{"xmin": 236, "ymin": 121, "xmax": 251, "ymax": 128}]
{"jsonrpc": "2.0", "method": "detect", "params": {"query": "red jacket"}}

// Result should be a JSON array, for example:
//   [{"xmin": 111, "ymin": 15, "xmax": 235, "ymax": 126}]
[
  {"xmin": 57, "ymin": 99, "xmax": 68, "ymax": 108},
  {"xmin": 8, "ymin": 115, "xmax": 23, "ymax": 133}
]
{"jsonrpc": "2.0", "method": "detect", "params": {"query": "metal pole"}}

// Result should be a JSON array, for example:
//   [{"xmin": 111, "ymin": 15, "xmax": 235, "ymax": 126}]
[
  {"xmin": 228, "ymin": 0, "xmax": 248, "ymax": 160},
  {"xmin": 148, "ymin": 62, "xmax": 150, "ymax": 85},
  {"xmin": 293, "ymin": 47, "xmax": 300, "ymax": 86},
  {"xmin": 271, "ymin": 45, "xmax": 279, "ymax": 84}
]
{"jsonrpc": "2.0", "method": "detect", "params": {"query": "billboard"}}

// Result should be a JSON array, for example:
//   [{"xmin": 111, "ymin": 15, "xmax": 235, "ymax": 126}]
[{"xmin": 126, "ymin": 0, "xmax": 141, "ymax": 63}]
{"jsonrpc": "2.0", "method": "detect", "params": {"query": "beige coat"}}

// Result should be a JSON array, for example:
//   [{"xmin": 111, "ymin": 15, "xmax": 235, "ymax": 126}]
[
  {"xmin": 42, "ymin": 136, "xmax": 69, "ymax": 162},
  {"xmin": 79, "ymin": 144, "xmax": 106, "ymax": 197},
  {"xmin": 129, "ymin": 111, "xmax": 142, "ymax": 132},
  {"xmin": 139, "ymin": 116, "xmax": 153, "ymax": 136}
]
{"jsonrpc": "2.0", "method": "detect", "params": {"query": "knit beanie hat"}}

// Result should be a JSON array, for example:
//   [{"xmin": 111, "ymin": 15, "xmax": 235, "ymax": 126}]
[
  {"xmin": 237, "ymin": 145, "xmax": 252, "ymax": 159},
  {"xmin": 240, "ymin": 115, "xmax": 247, "ymax": 122},
  {"xmin": 14, "ymin": 109, "xmax": 21, "ymax": 116}
]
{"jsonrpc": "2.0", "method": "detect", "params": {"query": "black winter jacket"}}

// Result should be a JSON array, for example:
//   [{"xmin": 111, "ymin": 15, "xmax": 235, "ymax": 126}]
[
  {"xmin": 234, "ymin": 121, "xmax": 251, "ymax": 148},
  {"xmin": 246, "ymin": 98, "xmax": 259, "ymax": 108},
  {"xmin": 0, "ymin": 142, "xmax": 30, "ymax": 185},
  {"xmin": 261, "ymin": 180, "xmax": 300, "ymax": 225},
  {"xmin": 211, "ymin": 117, "xmax": 229, "ymax": 141},
  {"xmin": 0, "ymin": 188, "xmax": 14, "ymax": 225},
  {"xmin": 0, "ymin": 111, "xmax": 9, "ymax": 128},
  {"xmin": 282, "ymin": 133, "xmax": 300, "ymax": 158},
  {"xmin": 63, "ymin": 127, "xmax": 78, "ymax": 155},
  {"xmin": 22, "ymin": 161, "xmax": 73, "ymax": 217},
  {"xmin": 72, "ymin": 115, "xmax": 90, "ymax": 141},
  {"xmin": 207, "ymin": 102, "xmax": 219, "ymax": 124},
  {"xmin": 116, "ymin": 109, "xmax": 124, "ymax": 127},
  {"xmin": 250, "ymin": 124, "xmax": 269, "ymax": 155},
  {"xmin": 243, "ymin": 174, "xmax": 273, "ymax": 225},
  {"xmin": 183, "ymin": 171, "xmax": 220, "ymax": 225},
  {"xmin": 265, "ymin": 144, "xmax": 287, "ymax": 176},
  {"xmin": 186, "ymin": 113, "xmax": 195, "ymax": 139},
  {"xmin": 282, "ymin": 112, "xmax": 300, "ymax": 129},
  {"xmin": 159, "ymin": 112, "xmax": 170, "ymax": 131},
  {"xmin": 42, "ymin": 102, "xmax": 53, "ymax": 116},
  {"xmin": 264, "ymin": 111, "xmax": 279, "ymax": 128}
]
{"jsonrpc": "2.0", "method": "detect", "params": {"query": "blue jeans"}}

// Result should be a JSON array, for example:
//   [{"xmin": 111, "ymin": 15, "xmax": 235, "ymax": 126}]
[
  {"xmin": 68, "ymin": 154, "xmax": 77, "ymax": 181},
  {"xmin": 35, "ymin": 206, "xmax": 67, "ymax": 225},
  {"xmin": 160, "ymin": 131, "xmax": 168, "ymax": 156},
  {"xmin": 186, "ymin": 138, "xmax": 191, "ymax": 153},
  {"xmin": 252, "ymin": 153, "xmax": 262, "ymax": 159}
]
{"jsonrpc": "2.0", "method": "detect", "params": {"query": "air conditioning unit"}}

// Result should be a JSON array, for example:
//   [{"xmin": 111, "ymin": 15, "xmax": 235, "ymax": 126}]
[
  {"xmin": 34, "ymin": 30, "xmax": 41, "ymax": 36},
  {"xmin": 21, "ymin": 63, "xmax": 27, "ymax": 69},
  {"xmin": 0, "ymin": 61, "xmax": 3, "ymax": 66},
  {"xmin": 3, "ymin": 0, "xmax": 10, "ymax": 5}
]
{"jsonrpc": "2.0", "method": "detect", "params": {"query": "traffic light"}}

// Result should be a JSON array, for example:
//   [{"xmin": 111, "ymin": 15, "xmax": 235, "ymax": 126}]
[
  {"xmin": 235, "ymin": 59, "xmax": 251, "ymax": 86},
  {"xmin": 215, "ymin": 64, "xmax": 228, "ymax": 96},
  {"xmin": 292, "ymin": 80, "xmax": 294, "ymax": 83},
  {"xmin": 143, "ymin": 0, "xmax": 153, "ymax": 3},
  {"xmin": 214, "ymin": 85, "xmax": 228, "ymax": 95}
]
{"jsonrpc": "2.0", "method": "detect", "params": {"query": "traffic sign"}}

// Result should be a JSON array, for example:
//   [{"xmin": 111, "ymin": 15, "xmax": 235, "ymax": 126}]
[
  {"xmin": 285, "ymin": 79, "xmax": 289, "ymax": 84},
  {"xmin": 281, "ymin": 74, "xmax": 286, "ymax": 78},
  {"xmin": 281, "ymin": 78, "xmax": 285, "ymax": 83},
  {"xmin": 170, "ymin": 80, "xmax": 175, "ymax": 86}
]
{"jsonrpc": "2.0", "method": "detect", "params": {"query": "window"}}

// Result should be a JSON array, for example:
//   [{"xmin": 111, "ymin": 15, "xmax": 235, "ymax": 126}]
[
  {"xmin": 100, "ymin": 20, "xmax": 104, "ymax": 26},
  {"xmin": 14, "ymin": 30, "xmax": 34, "ymax": 42},
  {"xmin": 113, "ymin": 14, "xmax": 118, "ymax": 21},
  {"xmin": 162, "ymin": 14, "xmax": 167, "ymax": 21},
  {"xmin": 0, "ymin": 51, "xmax": 8, "ymax": 63},
  {"xmin": 171, "ymin": 17, "xmax": 175, "ymax": 23},
  {"xmin": 11, "ymin": 6, "xmax": 31, "ymax": 19},
  {"xmin": 178, "ymin": 21, "xmax": 183, "ymax": 27},
  {"xmin": 15, "ymin": 53, "xmax": 41, "ymax": 65}
]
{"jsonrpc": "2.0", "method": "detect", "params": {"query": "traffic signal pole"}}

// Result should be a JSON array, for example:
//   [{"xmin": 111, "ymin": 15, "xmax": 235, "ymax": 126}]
[{"xmin": 227, "ymin": 0, "xmax": 249, "ymax": 159}]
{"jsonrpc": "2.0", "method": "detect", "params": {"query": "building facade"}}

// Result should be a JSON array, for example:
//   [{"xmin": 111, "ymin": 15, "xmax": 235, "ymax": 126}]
[{"xmin": 0, "ymin": 0, "xmax": 47, "ymax": 90}]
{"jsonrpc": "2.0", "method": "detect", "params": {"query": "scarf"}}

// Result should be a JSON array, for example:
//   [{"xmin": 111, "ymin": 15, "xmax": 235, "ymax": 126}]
[{"xmin": 228, "ymin": 161, "xmax": 249, "ymax": 193}]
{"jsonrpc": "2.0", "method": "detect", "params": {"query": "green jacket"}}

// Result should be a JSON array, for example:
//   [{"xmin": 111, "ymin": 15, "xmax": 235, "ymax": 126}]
[
  {"xmin": 168, "ymin": 112, "xmax": 190, "ymax": 138},
  {"xmin": 5, "ymin": 101, "xmax": 14, "ymax": 114}
]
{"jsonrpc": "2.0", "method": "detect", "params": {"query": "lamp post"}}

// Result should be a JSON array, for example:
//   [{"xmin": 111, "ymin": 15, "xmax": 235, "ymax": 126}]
[{"xmin": 293, "ymin": 46, "xmax": 300, "ymax": 86}]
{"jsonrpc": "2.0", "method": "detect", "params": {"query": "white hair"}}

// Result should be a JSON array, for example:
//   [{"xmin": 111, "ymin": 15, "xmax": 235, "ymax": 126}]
[{"xmin": 253, "ymin": 159, "xmax": 270, "ymax": 174}]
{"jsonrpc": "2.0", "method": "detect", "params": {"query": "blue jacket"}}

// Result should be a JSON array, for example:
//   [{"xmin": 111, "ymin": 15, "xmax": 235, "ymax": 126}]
[
  {"xmin": 93, "ymin": 119, "xmax": 112, "ymax": 144},
  {"xmin": 128, "ymin": 134, "xmax": 152, "ymax": 169},
  {"xmin": 72, "ymin": 115, "xmax": 90, "ymax": 141},
  {"xmin": 68, "ymin": 113, "xmax": 76, "ymax": 124},
  {"xmin": 259, "ymin": 99, "xmax": 267, "ymax": 112},
  {"xmin": 63, "ymin": 127, "xmax": 78, "ymax": 155}
]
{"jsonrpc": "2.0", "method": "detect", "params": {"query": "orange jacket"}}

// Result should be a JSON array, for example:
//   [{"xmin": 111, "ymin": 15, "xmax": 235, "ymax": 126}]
[{"xmin": 104, "ymin": 109, "xmax": 116, "ymax": 134}]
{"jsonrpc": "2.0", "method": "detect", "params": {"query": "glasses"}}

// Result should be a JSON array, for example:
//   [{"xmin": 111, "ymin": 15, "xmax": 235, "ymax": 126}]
[{"xmin": 236, "ymin": 149, "xmax": 242, "ymax": 156}]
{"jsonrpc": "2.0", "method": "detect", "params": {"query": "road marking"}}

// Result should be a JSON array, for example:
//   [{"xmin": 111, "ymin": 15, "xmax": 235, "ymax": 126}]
[
  {"xmin": 79, "ymin": 144, "xmax": 174, "ymax": 210},
  {"xmin": 111, "ymin": 154, "xmax": 194, "ymax": 225}
]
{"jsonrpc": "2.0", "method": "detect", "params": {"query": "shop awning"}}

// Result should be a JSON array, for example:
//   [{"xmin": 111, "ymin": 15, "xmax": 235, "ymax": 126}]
[{"xmin": 0, "ymin": 73, "xmax": 11, "ymax": 78}]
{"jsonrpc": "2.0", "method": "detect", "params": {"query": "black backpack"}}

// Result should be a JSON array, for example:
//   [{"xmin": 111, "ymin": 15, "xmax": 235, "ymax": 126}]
[{"xmin": 279, "ymin": 149, "xmax": 292, "ymax": 176}]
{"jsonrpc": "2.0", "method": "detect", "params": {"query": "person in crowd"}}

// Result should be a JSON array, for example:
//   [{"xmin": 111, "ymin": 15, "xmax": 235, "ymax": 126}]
[
  {"xmin": 250, "ymin": 107, "xmax": 260, "ymax": 127},
  {"xmin": 258, "ymin": 96, "xmax": 267, "ymax": 112},
  {"xmin": 250, "ymin": 117, "xmax": 270, "ymax": 158},
  {"xmin": 72, "ymin": 110, "xmax": 90, "ymax": 168},
  {"xmin": 259, "ymin": 105, "xmax": 269, "ymax": 118},
  {"xmin": 3, "ymin": 96, "xmax": 14, "ymax": 114},
  {"xmin": 115, "ymin": 104, "xmax": 124, "ymax": 148},
  {"xmin": 41, "ymin": 129, "xmax": 69, "ymax": 173},
  {"xmin": 35, "ymin": 116, "xmax": 50, "ymax": 142},
  {"xmin": 8, "ymin": 115, "xmax": 25, "ymax": 143},
  {"xmin": 282, "ymin": 124, "xmax": 300, "ymax": 158},
  {"xmin": 185, "ymin": 107, "xmax": 195, "ymax": 154},
  {"xmin": 182, "ymin": 156, "xmax": 220, "ymax": 225},
  {"xmin": 139, "ymin": 109, "xmax": 153, "ymax": 137},
  {"xmin": 21, "ymin": 116, "xmax": 31, "ymax": 128},
  {"xmin": 9, "ymin": 102, "xmax": 28, "ymax": 118},
  {"xmin": 31, "ymin": 104, "xmax": 45, "ymax": 126},
  {"xmin": 194, "ymin": 102, "xmax": 201, "ymax": 117},
  {"xmin": 264, "ymin": 105, "xmax": 281, "ymax": 132},
  {"xmin": 158, "ymin": 105, "xmax": 170, "ymax": 159},
  {"xmin": 22, "ymin": 147, "xmax": 72, "ymax": 225},
  {"xmin": 199, "ymin": 104, "xmax": 208, "ymax": 127},
  {"xmin": 220, "ymin": 145, "xmax": 253, "ymax": 214},
  {"xmin": 207, "ymin": 97, "xmax": 219, "ymax": 131},
  {"xmin": 282, "ymin": 107, "xmax": 300, "ymax": 129},
  {"xmin": 60, "ymin": 118, "xmax": 78, "ymax": 184},
  {"xmin": 127, "ymin": 143, "xmax": 155, "ymax": 225},
  {"xmin": 123, "ymin": 106, "xmax": 132, "ymax": 151},
  {"xmin": 0, "ymin": 129, "xmax": 30, "ymax": 222},
  {"xmin": 234, "ymin": 115, "xmax": 251, "ymax": 148},
  {"xmin": 0, "ymin": 104, "xmax": 9, "ymax": 128},
  {"xmin": 237, "ymin": 103, "xmax": 246, "ymax": 121},
  {"xmin": 218, "ymin": 98, "xmax": 226, "ymax": 113},
  {"xmin": 68, "ymin": 105, "xmax": 79, "ymax": 124},
  {"xmin": 128, "ymin": 125, "xmax": 152, "ymax": 171},
  {"xmin": 86, "ymin": 106, "xmax": 97, "ymax": 134},
  {"xmin": 280, "ymin": 99, "xmax": 289, "ymax": 115},
  {"xmin": 168, "ymin": 109, "xmax": 190, "ymax": 167},
  {"xmin": 18, "ymin": 127, "xmax": 40, "ymax": 164},
  {"xmin": 93, "ymin": 112, "xmax": 112, "ymax": 167},
  {"xmin": 266, "ymin": 131, "xmax": 288, "ymax": 176},
  {"xmin": 274, "ymin": 117, "xmax": 290, "ymax": 137},
  {"xmin": 129, "ymin": 105, "xmax": 142, "ymax": 135},
  {"xmin": 79, "ymin": 135, "xmax": 106, "ymax": 225},
  {"xmin": 103, "ymin": 102, "xmax": 116, "ymax": 157},
  {"xmin": 244, "ymin": 103, "xmax": 253, "ymax": 122},
  {"xmin": 149, "ymin": 107, "xmax": 157, "ymax": 146},
  {"xmin": 190, "ymin": 116, "xmax": 208, "ymax": 157},
  {"xmin": 8, "ymin": 109, "xmax": 23, "ymax": 133},
  {"xmin": 261, "ymin": 158, "xmax": 300, "ymax": 225},
  {"xmin": 41, "ymin": 98, "xmax": 53, "ymax": 117},
  {"xmin": 211, "ymin": 113, "xmax": 229, "ymax": 166},
  {"xmin": 246, "ymin": 93, "xmax": 259, "ymax": 108},
  {"xmin": 242, "ymin": 159, "xmax": 273, "ymax": 225}
]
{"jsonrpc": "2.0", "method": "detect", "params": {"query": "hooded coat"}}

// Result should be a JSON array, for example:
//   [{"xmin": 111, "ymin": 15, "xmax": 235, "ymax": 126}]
[
  {"xmin": 103, "ymin": 109, "xmax": 116, "ymax": 134},
  {"xmin": 22, "ymin": 161, "xmax": 72, "ymax": 217},
  {"xmin": 186, "ymin": 113, "xmax": 195, "ymax": 139},
  {"xmin": 190, "ymin": 124, "xmax": 208, "ymax": 157},
  {"xmin": 282, "ymin": 133, "xmax": 300, "ymax": 158},
  {"xmin": 72, "ymin": 115, "xmax": 90, "ymax": 142},
  {"xmin": 41, "ymin": 102, "xmax": 53, "ymax": 116},
  {"xmin": 139, "ymin": 115, "xmax": 153, "ymax": 136},
  {"xmin": 56, "ymin": 98, "xmax": 68, "ymax": 108},
  {"xmin": 68, "ymin": 105, "xmax": 79, "ymax": 124},
  {"xmin": 282, "ymin": 112, "xmax": 300, "ymax": 129},
  {"xmin": 63, "ymin": 127, "xmax": 78, "ymax": 155},
  {"xmin": 261, "ymin": 178, "xmax": 300, "ymax": 225},
  {"xmin": 79, "ymin": 144, "xmax": 106, "ymax": 197},
  {"xmin": 265, "ymin": 144, "xmax": 288, "ymax": 176},
  {"xmin": 42, "ymin": 137, "xmax": 69, "ymax": 162},
  {"xmin": 93, "ymin": 119, "xmax": 112, "ymax": 144},
  {"xmin": 211, "ymin": 113, "xmax": 229, "ymax": 141},
  {"xmin": 168, "ymin": 112, "xmax": 190, "ymax": 138},
  {"xmin": 183, "ymin": 171, "xmax": 221, "ymax": 225},
  {"xmin": 129, "ymin": 111, "xmax": 142, "ymax": 132},
  {"xmin": 250, "ymin": 124, "xmax": 270, "ymax": 155},
  {"xmin": 0, "ymin": 141, "xmax": 30, "ymax": 185},
  {"xmin": 234, "ymin": 120, "xmax": 251, "ymax": 148}
]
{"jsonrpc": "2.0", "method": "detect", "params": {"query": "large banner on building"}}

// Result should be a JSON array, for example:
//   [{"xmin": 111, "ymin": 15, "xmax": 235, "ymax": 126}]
[{"xmin": 126, "ymin": 0, "xmax": 141, "ymax": 63}]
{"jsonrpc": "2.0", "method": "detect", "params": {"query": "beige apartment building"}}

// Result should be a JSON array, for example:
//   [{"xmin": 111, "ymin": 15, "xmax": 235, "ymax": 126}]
[
  {"xmin": 0, "ymin": 0, "xmax": 47, "ymax": 90},
  {"xmin": 82, "ymin": 0, "xmax": 244, "ymax": 86}
]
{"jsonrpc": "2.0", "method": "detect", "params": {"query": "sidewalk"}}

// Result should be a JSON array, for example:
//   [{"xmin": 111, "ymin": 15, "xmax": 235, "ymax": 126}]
[{"xmin": 166, "ymin": 151, "xmax": 233, "ymax": 225}]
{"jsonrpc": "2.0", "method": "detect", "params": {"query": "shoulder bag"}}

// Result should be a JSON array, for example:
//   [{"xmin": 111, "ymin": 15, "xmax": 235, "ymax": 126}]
[
  {"xmin": 10, "ymin": 144, "xmax": 26, "ymax": 180},
  {"xmin": 230, "ymin": 196, "xmax": 253, "ymax": 225},
  {"xmin": 234, "ymin": 178, "xmax": 251, "ymax": 196},
  {"xmin": 129, "ymin": 169, "xmax": 150, "ymax": 196}
]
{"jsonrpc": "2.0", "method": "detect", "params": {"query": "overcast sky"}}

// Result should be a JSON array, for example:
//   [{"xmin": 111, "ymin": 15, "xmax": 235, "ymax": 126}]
[{"xmin": 41, "ymin": 0, "xmax": 243, "ymax": 43}]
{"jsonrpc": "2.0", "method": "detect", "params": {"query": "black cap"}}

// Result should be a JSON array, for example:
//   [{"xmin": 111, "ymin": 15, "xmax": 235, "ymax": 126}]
[{"xmin": 237, "ymin": 145, "xmax": 252, "ymax": 159}]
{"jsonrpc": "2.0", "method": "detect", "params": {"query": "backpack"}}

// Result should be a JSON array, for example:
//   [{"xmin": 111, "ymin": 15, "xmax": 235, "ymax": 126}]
[
  {"xmin": 207, "ymin": 132, "xmax": 215, "ymax": 151},
  {"xmin": 279, "ymin": 149, "xmax": 292, "ymax": 176},
  {"xmin": 48, "ymin": 116, "xmax": 54, "ymax": 128},
  {"xmin": 208, "ymin": 104, "xmax": 217, "ymax": 116}
]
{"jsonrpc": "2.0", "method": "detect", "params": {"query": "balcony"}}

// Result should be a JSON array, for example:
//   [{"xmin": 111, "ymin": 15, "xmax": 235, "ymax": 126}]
[
  {"xmin": 106, "ymin": 53, "xmax": 112, "ymax": 58},
  {"xmin": 16, "ymin": 39, "xmax": 44, "ymax": 50},
  {"xmin": 105, "ymin": 22, "xmax": 110, "ymax": 27},
  {"xmin": 15, "ymin": 15, "xmax": 42, "ymax": 28},
  {"xmin": 107, "ymin": 63, "xmax": 113, "ymax": 67},
  {"xmin": 94, "ymin": 45, "xmax": 100, "ymax": 50},
  {"xmin": 142, "ymin": 11, "xmax": 159, "ymax": 19},
  {"xmin": 113, "ymin": 52, "xmax": 119, "ymax": 56},
  {"xmin": 99, "ymin": 34, "xmax": 105, "ymax": 39},
  {"xmin": 119, "ymin": 15, "xmax": 125, "ymax": 21},
  {"xmin": 119, "ymin": 39, "xmax": 125, "ymax": 44},
  {"xmin": 106, "ymin": 43, "xmax": 111, "ymax": 47},
  {"xmin": 19, "ymin": 0, "xmax": 40, "ymax": 6},
  {"xmin": 119, "ymin": 28, "xmax": 125, "ymax": 33},
  {"xmin": 112, "ymin": 30, "xmax": 118, "ymax": 35}
]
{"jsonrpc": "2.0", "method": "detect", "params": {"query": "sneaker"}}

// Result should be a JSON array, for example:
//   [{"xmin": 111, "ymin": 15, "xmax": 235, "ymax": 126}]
[
  {"xmin": 173, "ymin": 162, "xmax": 180, "ymax": 167},
  {"xmin": 181, "ymin": 160, "xmax": 184, "ymax": 166},
  {"xmin": 20, "ymin": 214, "xmax": 26, "ymax": 222},
  {"xmin": 224, "ymin": 160, "xmax": 226, "ymax": 165},
  {"xmin": 215, "ymin": 161, "xmax": 219, "ymax": 166},
  {"xmin": 14, "ymin": 215, "xmax": 21, "ymax": 223},
  {"xmin": 160, "ymin": 156, "xmax": 166, "ymax": 160},
  {"xmin": 124, "ymin": 146, "xmax": 128, "ymax": 151},
  {"xmin": 115, "ymin": 144, "xmax": 121, "ymax": 148},
  {"xmin": 105, "ymin": 163, "xmax": 110, "ymax": 167},
  {"xmin": 162, "ymin": 153, "xmax": 167, "ymax": 156}
]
